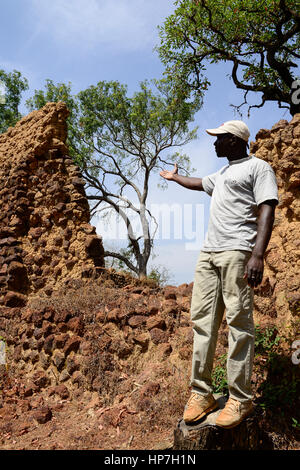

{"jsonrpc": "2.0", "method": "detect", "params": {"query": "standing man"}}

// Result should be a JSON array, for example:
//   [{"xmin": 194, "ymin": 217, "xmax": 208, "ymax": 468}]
[{"xmin": 160, "ymin": 120, "xmax": 278, "ymax": 429}]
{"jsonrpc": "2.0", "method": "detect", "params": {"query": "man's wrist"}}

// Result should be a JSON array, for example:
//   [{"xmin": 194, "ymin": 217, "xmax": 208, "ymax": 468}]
[{"xmin": 251, "ymin": 250, "xmax": 264, "ymax": 259}]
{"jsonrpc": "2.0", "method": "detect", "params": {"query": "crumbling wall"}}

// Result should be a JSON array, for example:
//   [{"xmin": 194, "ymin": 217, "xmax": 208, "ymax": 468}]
[
  {"xmin": 0, "ymin": 102, "xmax": 104, "ymax": 307},
  {"xmin": 250, "ymin": 114, "xmax": 300, "ymax": 333}
]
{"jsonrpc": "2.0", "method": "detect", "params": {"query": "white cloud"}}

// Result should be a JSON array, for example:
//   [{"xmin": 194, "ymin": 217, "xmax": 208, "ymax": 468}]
[{"xmin": 28, "ymin": 0, "xmax": 174, "ymax": 53}]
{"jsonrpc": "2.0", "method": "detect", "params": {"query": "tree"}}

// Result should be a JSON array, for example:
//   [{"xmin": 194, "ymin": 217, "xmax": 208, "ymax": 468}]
[
  {"xmin": 0, "ymin": 69, "xmax": 29, "ymax": 133},
  {"xmin": 27, "ymin": 79, "xmax": 201, "ymax": 278},
  {"xmin": 157, "ymin": 0, "xmax": 300, "ymax": 116}
]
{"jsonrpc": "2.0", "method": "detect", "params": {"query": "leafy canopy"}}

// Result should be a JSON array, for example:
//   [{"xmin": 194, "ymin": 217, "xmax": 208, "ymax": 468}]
[
  {"xmin": 76, "ymin": 79, "xmax": 200, "ymax": 183},
  {"xmin": 0, "ymin": 69, "xmax": 29, "ymax": 134},
  {"xmin": 158, "ymin": 0, "xmax": 300, "ymax": 115}
]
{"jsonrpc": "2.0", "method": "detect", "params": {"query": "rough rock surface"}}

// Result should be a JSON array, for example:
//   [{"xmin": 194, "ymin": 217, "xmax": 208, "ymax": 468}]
[
  {"xmin": 250, "ymin": 114, "xmax": 300, "ymax": 334},
  {"xmin": 0, "ymin": 279, "xmax": 298, "ymax": 450},
  {"xmin": 0, "ymin": 102, "xmax": 104, "ymax": 306}
]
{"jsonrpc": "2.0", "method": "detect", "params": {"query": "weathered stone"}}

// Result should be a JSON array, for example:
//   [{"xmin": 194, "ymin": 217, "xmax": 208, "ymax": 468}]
[
  {"xmin": 67, "ymin": 317, "xmax": 84, "ymax": 336},
  {"xmin": 109, "ymin": 339, "xmax": 133, "ymax": 358},
  {"xmin": 132, "ymin": 332, "xmax": 149, "ymax": 351},
  {"xmin": 23, "ymin": 382, "xmax": 36, "ymax": 397},
  {"xmin": 66, "ymin": 356, "xmax": 80, "ymax": 375},
  {"xmin": 29, "ymin": 350, "xmax": 39, "ymax": 363},
  {"xmin": 139, "ymin": 381, "xmax": 160, "ymax": 398},
  {"xmin": 84, "ymin": 235, "xmax": 104, "ymax": 266},
  {"xmin": 106, "ymin": 308, "xmax": 120, "ymax": 322},
  {"xmin": 3, "ymin": 291, "xmax": 27, "ymax": 307},
  {"xmin": 41, "ymin": 320, "xmax": 53, "ymax": 337},
  {"xmin": 52, "ymin": 350, "xmax": 65, "ymax": 371},
  {"xmin": 0, "ymin": 102, "xmax": 105, "ymax": 304},
  {"xmin": 63, "ymin": 336, "xmax": 81, "ymax": 355},
  {"xmin": 39, "ymin": 351, "xmax": 51, "ymax": 370},
  {"xmin": 128, "ymin": 315, "xmax": 147, "ymax": 328},
  {"xmin": 53, "ymin": 333, "xmax": 69, "ymax": 350},
  {"xmin": 79, "ymin": 340, "xmax": 92, "ymax": 356},
  {"xmin": 163, "ymin": 288, "xmax": 177, "ymax": 300},
  {"xmin": 146, "ymin": 315, "xmax": 166, "ymax": 331},
  {"xmin": 59, "ymin": 369, "xmax": 70, "ymax": 382},
  {"xmin": 31, "ymin": 371, "xmax": 50, "ymax": 390},
  {"xmin": 53, "ymin": 310, "xmax": 71, "ymax": 323},
  {"xmin": 149, "ymin": 328, "xmax": 169, "ymax": 345},
  {"xmin": 54, "ymin": 384, "xmax": 69, "ymax": 399},
  {"xmin": 157, "ymin": 343, "xmax": 173, "ymax": 358},
  {"xmin": 31, "ymin": 310, "xmax": 44, "ymax": 327},
  {"xmin": 252, "ymin": 115, "xmax": 300, "ymax": 332},
  {"xmin": 32, "ymin": 405, "xmax": 52, "ymax": 424},
  {"xmin": 13, "ymin": 344, "xmax": 22, "ymax": 361},
  {"xmin": 71, "ymin": 371, "xmax": 84, "ymax": 387},
  {"xmin": 43, "ymin": 334, "xmax": 54, "ymax": 355}
]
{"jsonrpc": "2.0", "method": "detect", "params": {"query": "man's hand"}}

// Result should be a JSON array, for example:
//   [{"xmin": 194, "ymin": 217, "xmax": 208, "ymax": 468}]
[
  {"xmin": 160, "ymin": 163, "xmax": 204, "ymax": 191},
  {"xmin": 160, "ymin": 163, "xmax": 178, "ymax": 180},
  {"xmin": 243, "ymin": 254, "xmax": 264, "ymax": 288}
]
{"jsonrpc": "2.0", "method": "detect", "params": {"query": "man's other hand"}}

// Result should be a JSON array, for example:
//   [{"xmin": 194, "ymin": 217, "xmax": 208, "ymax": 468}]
[{"xmin": 243, "ymin": 254, "xmax": 264, "ymax": 288}]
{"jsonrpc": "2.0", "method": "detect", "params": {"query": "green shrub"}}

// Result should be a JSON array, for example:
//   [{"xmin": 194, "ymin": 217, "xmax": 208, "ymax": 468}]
[
  {"xmin": 254, "ymin": 325, "xmax": 281, "ymax": 355},
  {"xmin": 212, "ymin": 354, "xmax": 228, "ymax": 395}
]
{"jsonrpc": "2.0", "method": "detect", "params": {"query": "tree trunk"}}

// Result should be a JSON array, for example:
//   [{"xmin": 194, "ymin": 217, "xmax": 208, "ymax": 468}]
[
  {"xmin": 289, "ymin": 101, "xmax": 300, "ymax": 116},
  {"xmin": 173, "ymin": 395, "xmax": 273, "ymax": 450},
  {"xmin": 138, "ymin": 258, "xmax": 147, "ymax": 279}
]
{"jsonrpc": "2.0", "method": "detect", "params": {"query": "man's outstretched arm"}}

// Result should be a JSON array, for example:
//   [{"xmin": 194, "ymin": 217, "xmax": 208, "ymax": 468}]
[
  {"xmin": 160, "ymin": 163, "xmax": 204, "ymax": 191},
  {"xmin": 244, "ymin": 200, "xmax": 277, "ymax": 288}
]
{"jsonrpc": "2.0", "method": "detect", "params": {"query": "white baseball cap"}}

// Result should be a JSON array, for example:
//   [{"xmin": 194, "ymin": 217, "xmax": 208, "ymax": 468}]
[{"xmin": 206, "ymin": 120, "xmax": 250, "ymax": 143}]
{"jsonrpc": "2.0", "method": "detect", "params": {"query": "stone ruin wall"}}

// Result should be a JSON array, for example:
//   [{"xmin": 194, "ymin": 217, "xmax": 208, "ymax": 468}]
[
  {"xmin": 0, "ymin": 102, "xmax": 104, "ymax": 308},
  {"xmin": 250, "ymin": 114, "xmax": 300, "ymax": 334}
]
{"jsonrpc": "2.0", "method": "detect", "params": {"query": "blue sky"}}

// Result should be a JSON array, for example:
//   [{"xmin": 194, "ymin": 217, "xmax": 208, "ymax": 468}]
[{"xmin": 0, "ymin": 0, "xmax": 294, "ymax": 285}]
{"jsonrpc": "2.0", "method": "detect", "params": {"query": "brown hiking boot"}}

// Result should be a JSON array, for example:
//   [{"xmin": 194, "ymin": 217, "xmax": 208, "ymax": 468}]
[
  {"xmin": 215, "ymin": 397, "xmax": 253, "ymax": 429},
  {"xmin": 183, "ymin": 392, "xmax": 218, "ymax": 424}
]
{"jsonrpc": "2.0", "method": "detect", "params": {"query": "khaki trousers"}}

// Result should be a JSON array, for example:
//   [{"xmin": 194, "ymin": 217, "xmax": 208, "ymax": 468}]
[{"xmin": 190, "ymin": 250, "xmax": 254, "ymax": 402}]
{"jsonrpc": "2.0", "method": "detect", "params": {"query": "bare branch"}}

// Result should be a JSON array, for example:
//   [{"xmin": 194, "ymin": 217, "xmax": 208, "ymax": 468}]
[
  {"xmin": 103, "ymin": 250, "xmax": 138, "ymax": 275},
  {"xmin": 89, "ymin": 142, "xmax": 142, "ymax": 200}
]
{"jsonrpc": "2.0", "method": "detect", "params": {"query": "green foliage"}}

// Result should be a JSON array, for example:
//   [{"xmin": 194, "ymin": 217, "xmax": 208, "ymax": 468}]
[
  {"xmin": 26, "ymin": 79, "xmax": 75, "ymax": 111},
  {"xmin": 254, "ymin": 325, "xmax": 300, "ymax": 415},
  {"xmin": 76, "ymin": 78, "xmax": 200, "ymax": 177},
  {"xmin": 212, "ymin": 353, "xmax": 228, "ymax": 395},
  {"xmin": 292, "ymin": 417, "xmax": 300, "ymax": 429},
  {"xmin": 147, "ymin": 265, "xmax": 173, "ymax": 287},
  {"xmin": 0, "ymin": 69, "xmax": 29, "ymax": 134},
  {"xmin": 158, "ymin": 0, "xmax": 300, "ymax": 115},
  {"xmin": 257, "ymin": 354, "xmax": 300, "ymax": 413},
  {"xmin": 254, "ymin": 324, "xmax": 281, "ymax": 355}
]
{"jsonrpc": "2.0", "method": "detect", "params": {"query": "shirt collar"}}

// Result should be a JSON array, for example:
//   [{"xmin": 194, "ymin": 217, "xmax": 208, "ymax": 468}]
[{"xmin": 228, "ymin": 155, "xmax": 252, "ymax": 165}]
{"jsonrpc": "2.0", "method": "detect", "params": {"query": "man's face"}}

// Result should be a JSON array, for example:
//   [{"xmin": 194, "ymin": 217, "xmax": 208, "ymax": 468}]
[{"xmin": 214, "ymin": 133, "xmax": 233, "ymax": 158}]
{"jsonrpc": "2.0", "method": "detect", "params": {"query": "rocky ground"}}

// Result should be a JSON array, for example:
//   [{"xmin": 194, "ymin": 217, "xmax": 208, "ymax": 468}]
[{"xmin": 0, "ymin": 274, "xmax": 299, "ymax": 450}]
